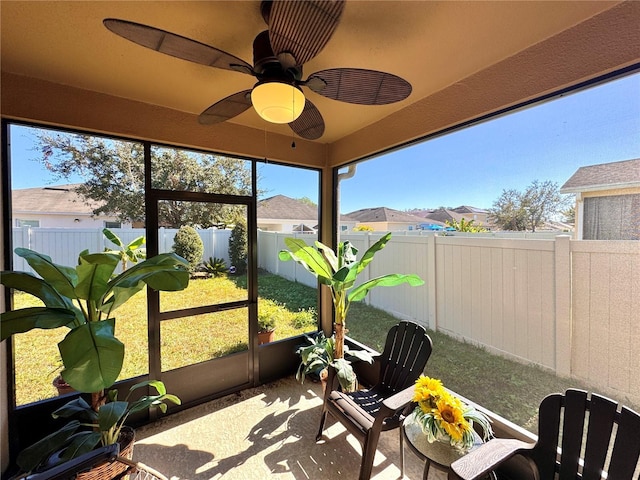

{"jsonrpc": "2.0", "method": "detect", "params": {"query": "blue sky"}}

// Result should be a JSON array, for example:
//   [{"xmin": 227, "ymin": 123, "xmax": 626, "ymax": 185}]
[{"xmin": 9, "ymin": 72, "xmax": 639, "ymax": 214}]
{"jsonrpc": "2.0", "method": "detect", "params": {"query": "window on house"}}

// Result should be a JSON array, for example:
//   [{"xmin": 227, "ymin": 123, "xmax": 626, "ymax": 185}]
[
  {"xmin": 15, "ymin": 219, "xmax": 39, "ymax": 228},
  {"xmin": 104, "ymin": 221, "xmax": 121, "ymax": 229}
]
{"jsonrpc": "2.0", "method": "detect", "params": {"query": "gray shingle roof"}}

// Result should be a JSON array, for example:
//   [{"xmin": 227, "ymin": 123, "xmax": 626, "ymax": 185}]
[
  {"xmin": 12, "ymin": 184, "xmax": 100, "ymax": 214},
  {"xmin": 561, "ymin": 158, "xmax": 640, "ymax": 193},
  {"xmin": 345, "ymin": 207, "xmax": 425, "ymax": 223},
  {"xmin": 257, "ymin": 195, "xmax": 318, "ymax": 221}
]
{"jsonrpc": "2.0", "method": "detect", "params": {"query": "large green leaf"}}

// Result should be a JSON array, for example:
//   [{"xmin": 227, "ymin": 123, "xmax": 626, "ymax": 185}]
[
  {"xmin": 102, "ymin": 228, "xmax": 124, "ymax": 248},
  {"xmin": 109, "ymin": 253, "xmax": 189, "ymax": 291},
  {"xmin": 97, "ymin": 401, "xmax": 128, "ymax": 431},
  {"xmin": 0, "ymin": 307, "xmax": 76, "ymax": 341},
  {"xmin": 52, "ymin": 396, "xmax": 98, "ymax": 424},
  {"xmin": 348, "ymin": 273, "xmax": 424, "ymax": 302},
  {"xmin": 15, "ymin": 248, "xmax": 78, "ymax": 299},
  {"xmin": 355, "ymin": 232, "xmax": 392, "ymax": 275},
  {"xmin": 16, "ymin": 419, "xmax": 81, "ymax": 472},
  {"xmin": 75, "ymin": 252, "xmax": 119, "ymax": 302},
  {"xmin": 59, "ymin": 319, "xmax": 124, "ymax": 393},
  {"xmin": 59, "ymin": 431, "xmax": 102, "ymax": 463},
  {"xmin": 1, "ymin": 271, "xmax": 67, "ymax": 307},
  {"xmin": 279, "ymin": 238, "xmax": 333, "ymax": 282}
]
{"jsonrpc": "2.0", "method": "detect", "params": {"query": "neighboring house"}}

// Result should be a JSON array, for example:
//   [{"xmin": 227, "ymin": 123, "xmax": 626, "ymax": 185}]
[
  {"xmin": 561, "ymin": 158, "xmax": 640, "ymax": 240},
  {"xmin": 345, "ymin": 207, "xmax": 426, "ymax": 231},
  {"xmin": 419, "ymin": 206, "xmax": 492, "ymax": 229},
  {"xmin": 257, "ymin": 195, "xmax": 319, "ymax": 233},
  {"xmin": 11, "ymin": 184, "xmax": 127, "ymax": 229}
]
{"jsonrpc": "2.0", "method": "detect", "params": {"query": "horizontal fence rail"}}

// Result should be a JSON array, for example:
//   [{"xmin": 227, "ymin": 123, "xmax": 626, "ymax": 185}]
[{"xmin": 10, "ymin": 228, "xmax": 640, "ymax": 406}]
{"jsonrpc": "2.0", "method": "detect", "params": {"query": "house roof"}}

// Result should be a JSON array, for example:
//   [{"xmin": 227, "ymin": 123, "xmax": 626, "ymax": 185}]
[
  {"xmin": 561, "ymin": 158, "xmax": 640, "ymax": 193},
  {"xmin": 12, "ymin": 184, "xmax": 100, "ymax": 214},
  {"xmin": 257, "ymin": 195, "xmax": 318, "ymax": 221},
  {"xmin": 345, "ymin": 207, "xmax": 425, "ymax": 224}
]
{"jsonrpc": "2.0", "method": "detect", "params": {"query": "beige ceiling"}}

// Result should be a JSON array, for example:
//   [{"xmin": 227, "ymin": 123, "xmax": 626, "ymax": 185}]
[{"xmin": 1, "ymin": 1, "xmax": 639, "ymax": 167}]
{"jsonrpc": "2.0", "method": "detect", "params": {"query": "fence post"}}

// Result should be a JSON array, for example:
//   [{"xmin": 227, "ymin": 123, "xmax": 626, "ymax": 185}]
[
  {"xmin": 427, "ymin": 233, "xmax": 437, "ymax": 331},
  {"xmin": 555, "ymin": 235, "xmax": 572, "ymax": 376}
]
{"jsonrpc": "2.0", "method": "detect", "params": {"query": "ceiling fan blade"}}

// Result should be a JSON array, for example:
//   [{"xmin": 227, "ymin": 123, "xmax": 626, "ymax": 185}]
[
  {"xmin": 199, "ymin": 90, "xmax": 253, "ymax": 125},
  {"xmin": 289, "ymin": 99, "xmax": 325, "ymax": 140},
  {"xmin": 306, "ymin": 68, "xmax": 412, "ymax": 105},
  {"xmin": 267, "ymin": 1, "xmax": 345, "ymax": 66},
  {"xmin": 104, "ymin": 19, "xmax": 254, "ymax": 75}
]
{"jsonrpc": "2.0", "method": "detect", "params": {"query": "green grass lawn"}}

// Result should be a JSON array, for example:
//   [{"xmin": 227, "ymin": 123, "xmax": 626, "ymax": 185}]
[{"xmin": 11, "ymin": 270, "xmax": 634, "ymax": 434}]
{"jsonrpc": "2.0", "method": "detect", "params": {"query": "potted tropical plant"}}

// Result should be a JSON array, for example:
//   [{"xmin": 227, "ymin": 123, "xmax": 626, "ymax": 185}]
[
  {"xmin": 0, "ymin": 247, "xmax": 189, "ymax": 474},
  {"xmin": 280, "ymin": 232, "xmax": 424, "ymax": 389},
  {"xmin": 295, "ymin": 332, "xmax": 374, "ymax": 392},
  {"xmin": 16, "ymin": 380, "xmax": 180, "ymax": 476}
]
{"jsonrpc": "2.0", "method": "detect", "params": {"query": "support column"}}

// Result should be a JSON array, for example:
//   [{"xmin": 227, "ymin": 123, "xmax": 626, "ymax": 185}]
[{"xmin": 555, "ymin": 235, "xmax": 572, "ymax": 376}]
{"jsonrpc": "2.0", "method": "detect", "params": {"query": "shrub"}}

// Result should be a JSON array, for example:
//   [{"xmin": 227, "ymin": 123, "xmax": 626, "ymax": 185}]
[
  {"xmin": 229, "ymin": 220, "xmax": 248, "ymax": 274},
  {"xmin": 292, "ymin": 308, "xmax": 317, "ymax": 329},
  {"xmin": 172, "ymin": 226, "xmax": 204, "ymax": 273},
  {"xmin": 257, "ymin": 302, "xmax": 282, "ymax": 332},
  {"xmin": 202, "ymin": 257, "xmax": 228, "ymax": 277}
]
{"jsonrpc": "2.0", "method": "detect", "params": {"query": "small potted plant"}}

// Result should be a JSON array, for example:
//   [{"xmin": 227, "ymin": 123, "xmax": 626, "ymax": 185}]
[
  {"xmin": 257, "ymin": 306, "xmax": 278, "ymax": 344},
  {"xmin": 296, "ymin": 332, "xmax": 374, "ymax": 392}
]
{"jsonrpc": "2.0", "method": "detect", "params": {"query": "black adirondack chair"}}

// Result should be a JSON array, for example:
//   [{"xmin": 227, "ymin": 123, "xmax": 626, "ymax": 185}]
[
  {"xmin": 316, "ymin": 321, "xmax": 433, "ymax": 480},
  {"xmin": 449, "ymin": 389, "xmax": 640, "ymax": 480}
]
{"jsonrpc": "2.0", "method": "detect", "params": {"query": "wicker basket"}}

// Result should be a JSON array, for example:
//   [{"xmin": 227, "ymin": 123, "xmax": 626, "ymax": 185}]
[{"xmin": 76, "ymin": 427, "xmax": 135, "ymax": 480}]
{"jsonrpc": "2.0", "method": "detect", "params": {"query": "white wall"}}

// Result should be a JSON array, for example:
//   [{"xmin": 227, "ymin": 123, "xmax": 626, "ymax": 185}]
[{"xmin": 13, "ymin": 213, "xmax": 128, "ymax": 229}]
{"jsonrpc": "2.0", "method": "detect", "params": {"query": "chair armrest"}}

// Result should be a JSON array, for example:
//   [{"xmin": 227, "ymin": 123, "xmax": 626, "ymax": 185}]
[
  {"xmin": 382, "ymin": 383, "xmax": 416, "ymax": 412},
  {"xmin": 448, "ymin": 438, "xmax": 535, "ymax": 480}
]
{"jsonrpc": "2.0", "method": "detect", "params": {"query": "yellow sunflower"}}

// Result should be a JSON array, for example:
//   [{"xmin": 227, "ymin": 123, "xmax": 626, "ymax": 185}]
[
  {"xmin": 412, "ymin": 375, "xmax": 444, "ymax": 404},
  {"xmin": 433, "ymin": 393, "xmax": 471, "ymax": 442}
]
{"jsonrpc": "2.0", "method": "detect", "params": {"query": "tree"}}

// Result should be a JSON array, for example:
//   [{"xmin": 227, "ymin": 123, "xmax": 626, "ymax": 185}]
[
  {"xmin": 489, "ymin": 189, "xmax": 528, "ymax": 231},
  {"xmin": 297, "ymin": 197, "xmax": 318, "ymax": 207},
  {"xmin": 489, "ymin": 180, "xmax": 571, "ymax": 232},
  {"xmin": 229, "ymin": 220, "xmax": 248, "ymax": 275},
  {"xmin": 36, "ymin": 131, "xmax": 252, "ymax": 227},
  {"xmin": 172, "ymin": 226, "xmax": 204, "ymax": 273},
  {"xmin": 445, "ymin": 218, "xmax": 487, "ymax": 233}
]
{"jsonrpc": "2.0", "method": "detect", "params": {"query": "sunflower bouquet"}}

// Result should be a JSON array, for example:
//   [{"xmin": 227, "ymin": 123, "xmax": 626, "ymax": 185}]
[{"xmin": 410, "ymin": 375, "xmax": 493, "ymax": 453}]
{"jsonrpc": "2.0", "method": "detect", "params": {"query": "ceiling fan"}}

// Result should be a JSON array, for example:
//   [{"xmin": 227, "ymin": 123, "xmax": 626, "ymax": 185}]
[{"xmin": 104, "ymin": 0, "xmax": 412, "ymax": 140}]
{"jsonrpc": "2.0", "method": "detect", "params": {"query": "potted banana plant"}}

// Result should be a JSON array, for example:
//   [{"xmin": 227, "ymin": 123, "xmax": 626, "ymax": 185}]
[
  {"xmin": 0, "ymin": 247, "xmax": 189, "ymax": 475},
  {"xmin": 280, "ymin": 232, "xmax": 424, "ymax": 390}
]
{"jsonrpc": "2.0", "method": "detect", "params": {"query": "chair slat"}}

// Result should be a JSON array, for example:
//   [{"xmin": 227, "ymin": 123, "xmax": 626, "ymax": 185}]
[
  {"xmin": 607, "ymin": 406, "xmax": 640, "ymax": 479},
  {"xmin": 534, "ymin": 393, "xmax": 563, "ymax": 479},
  {"xmin": 582, "ymin": 393, "xmax": 617, "ymax": 480},
  {"xmin": 558, "ymin": 389, "xmax": 588, "ymax": 480}
]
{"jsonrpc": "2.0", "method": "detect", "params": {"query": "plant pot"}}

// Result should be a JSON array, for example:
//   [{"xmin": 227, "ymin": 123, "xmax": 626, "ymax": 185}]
[
  {"xmin": 258, "ymin": 330, "xmax": 275, "ymax": 345},
  {"xmin": 76, "ymin": 427, "xmax": 135, "ymax": 480},
  {"xmin": 52, "ymin": 375, "xmax": 75, "ymax": 396}
]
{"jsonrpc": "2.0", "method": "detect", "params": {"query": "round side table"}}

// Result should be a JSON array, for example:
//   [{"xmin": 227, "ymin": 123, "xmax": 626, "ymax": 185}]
[{"xmin": 402, "ymin": 419, "xmax": 496, "ymax": 479}]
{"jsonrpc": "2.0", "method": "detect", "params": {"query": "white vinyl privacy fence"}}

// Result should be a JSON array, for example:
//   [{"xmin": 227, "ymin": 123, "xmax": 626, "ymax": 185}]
[
  {"xmin": 259, "ymin": 231, "xmax": 640, "ymax": 408},
  {"xmin": 11, "ymin": 228, "xmax": 640, "ymax": 406},
  {"xmin": 11, "ymin": 227, "xmax": 231, "ymax": 274}
]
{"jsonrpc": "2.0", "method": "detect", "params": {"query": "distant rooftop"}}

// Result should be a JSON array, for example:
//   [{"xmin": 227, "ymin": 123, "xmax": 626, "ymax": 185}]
[
  {"xmin": 12, "ymin": 184, "xmax": 100, "ymax": 214},
  {"xmin": 345, "ymin": 207, "xmax": 426, "ymax": 223},
  {"xmin": 561, "ymin": 158, "xmax": 640, "ymax": 193}
]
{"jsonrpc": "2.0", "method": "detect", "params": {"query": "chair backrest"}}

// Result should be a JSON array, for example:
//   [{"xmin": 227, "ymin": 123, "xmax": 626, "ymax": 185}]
[
  {"xmin": 532, "ymin": 389, "xmax": 640, "ymax": 480},
  {"xmin": 377, "ymin": 321, "xmax": 432, "ymax": 394}
]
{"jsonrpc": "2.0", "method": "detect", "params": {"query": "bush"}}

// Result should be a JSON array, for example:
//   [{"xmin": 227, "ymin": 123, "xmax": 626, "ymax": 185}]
[
  {"xmin": 292, "ymin": 308, "xmax": 317, "ymax": 329},
  {"xmin": 202, "ymin": 257, "xmax": 228, "ymax": 277},
  {"xmin": 172, "ymin": 226, "xmax": 204, "ymax": 273},
  {"xmin": 257, "ymin": 302, "xmax": 282, "ymax": 332},
  {"xmin": 229, "ymin": 220, "xmax": 248, "ymax": 274}
]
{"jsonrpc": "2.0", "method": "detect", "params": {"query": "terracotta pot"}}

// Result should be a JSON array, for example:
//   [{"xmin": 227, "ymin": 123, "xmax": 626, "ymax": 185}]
[
  {"xmin": 52, "ymin": 375, "xmax": 75, "ymax": 396},
  {"xmin": 258, "ymin": 330, "xmax": 275, "ymax": 345},
  {"xmin": 319, "ymin": 368, "xmax": 329, "ymax": 394}
]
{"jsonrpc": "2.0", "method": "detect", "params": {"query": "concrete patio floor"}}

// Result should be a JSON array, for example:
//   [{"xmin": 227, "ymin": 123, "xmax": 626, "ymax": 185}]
[{"xmin": 132, "ymin": 375, "xmax": 445, "ymax": 480}]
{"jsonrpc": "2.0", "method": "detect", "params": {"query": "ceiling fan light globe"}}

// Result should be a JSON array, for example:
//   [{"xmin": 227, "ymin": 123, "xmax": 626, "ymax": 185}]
[{"xmin": 251, "ymin": 81, "xmax": 305, "ymax": 124}]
